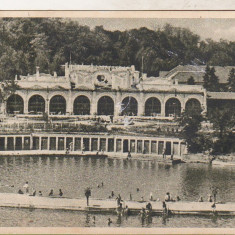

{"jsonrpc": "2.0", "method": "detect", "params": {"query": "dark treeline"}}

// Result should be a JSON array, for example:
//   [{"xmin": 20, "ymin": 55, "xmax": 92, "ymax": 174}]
[{"xmin": 0, "ymin": 18, "xmax": 235, "ymax": 80}]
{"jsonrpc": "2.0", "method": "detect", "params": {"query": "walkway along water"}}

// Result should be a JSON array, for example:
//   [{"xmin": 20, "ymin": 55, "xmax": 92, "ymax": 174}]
[{"xmin": 0, "ymin": 193, "xmax": 235, "ymax": 216}]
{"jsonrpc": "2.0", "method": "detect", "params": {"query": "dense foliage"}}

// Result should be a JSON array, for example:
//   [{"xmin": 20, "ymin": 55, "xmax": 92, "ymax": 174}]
[
  {"xmin": 203, "ymin": 65, "xmax": 219, "ymax": 91},
  {"xmin": 209, "ymin": 105, "xmax": 235, "ymax": 154},
  {"xmin": 0, "ymin": 18, "xmax": 235, "ymax": 81},
  {"xmin": 178, "ymin": 109, "xmax": 211, "ymax": 153}
]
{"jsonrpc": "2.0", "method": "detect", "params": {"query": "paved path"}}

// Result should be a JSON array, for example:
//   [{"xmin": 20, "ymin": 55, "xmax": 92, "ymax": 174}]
[{"xmin": 0, "ymin": 193, "xmax": 235, "ymax": 216}]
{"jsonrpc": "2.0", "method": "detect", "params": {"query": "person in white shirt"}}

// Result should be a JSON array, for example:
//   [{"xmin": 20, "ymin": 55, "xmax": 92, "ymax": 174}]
[{"xmin": 23, "ymin": 181, "xmax": 29, "ymax": 194}]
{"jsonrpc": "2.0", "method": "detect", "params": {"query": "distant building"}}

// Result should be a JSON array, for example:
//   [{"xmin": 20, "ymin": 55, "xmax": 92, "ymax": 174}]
[{"xmin": 159, "ymin": 65, "xmax": 235, "ymax": 85}]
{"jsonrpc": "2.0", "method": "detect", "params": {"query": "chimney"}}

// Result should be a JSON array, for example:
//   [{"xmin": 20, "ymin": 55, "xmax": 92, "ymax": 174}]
[{"xmin": 36, "ymin": 66, "xmax": 40, "ymax": 78}]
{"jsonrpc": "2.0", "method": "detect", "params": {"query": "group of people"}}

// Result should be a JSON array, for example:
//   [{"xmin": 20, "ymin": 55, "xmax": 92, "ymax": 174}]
[{"xmin": 18, "ymin": 181, "xmax": 63, "ymax": 197}]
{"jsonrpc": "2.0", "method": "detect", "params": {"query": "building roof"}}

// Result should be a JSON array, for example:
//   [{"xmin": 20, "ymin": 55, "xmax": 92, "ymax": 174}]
[
  {"xmin": 207, "ymin": 92, "xmax": 235, "ymax": 100},
  {"xmin": 161, "ymin": 65, "xmax": 235, "ymax": 84}
]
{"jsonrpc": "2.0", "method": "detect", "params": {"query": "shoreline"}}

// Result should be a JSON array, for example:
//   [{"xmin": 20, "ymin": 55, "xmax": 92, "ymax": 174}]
[{"xmin": 0, "ymin": 150, "xmax": 234, "ymax": 165}]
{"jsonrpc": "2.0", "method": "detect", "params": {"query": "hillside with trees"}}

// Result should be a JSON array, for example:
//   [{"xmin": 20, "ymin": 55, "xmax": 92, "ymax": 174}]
[{"xmin": 0, "ymin": 18, "xmax": 235, "ymax": 81}]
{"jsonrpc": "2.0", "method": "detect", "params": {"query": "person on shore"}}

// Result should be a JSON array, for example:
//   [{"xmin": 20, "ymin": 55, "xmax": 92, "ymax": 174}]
[
  {"xmin": 23, "ymin": 181, "xmax": 29, "ymax": 194},
  {"xmin": 49, "ymin": 189, "xmax": 54, "ymax": 196},
  {"xmin": 116, "ymin": 194, "xmax": 122, "ymax": 206},
  {"xmin": 85, "ymin": 187, "xmax": 91, "ymax": 206},
  {"xmin": 59, "ymin": 189, "xmax": 63, "ymax": 197},
  {"xmin": 163, "ymin": 148, "xmax": 166, "ymax": 159},
  {"xmin": 208, "ymin": 194, "xmax": 213, "ymax": 202},
  {"xmin": 124, "ymin": 205, "xmax": 130, "ymax": 216},
  {"xmin": 162, "ymin": 201, "xmax": 168, "ymax": 214},
  {"xmin": 211, "ymin": 202, "xmax": 216, "ymax": 213},
  {"xmin": 176, "ymin": 196, "xmax": 181, "ymax": 201},
  {"xmin": 146, "ymin": 202, "xmax": 152, "ymax": 212},
  {"xmin": 212, "ymin": 187, "xmax": 218, "ymax": 203},
  {"xmin": 18, "ymin": 189, "xmax": 24, "ymax": 194},
  {"xmin": 127, "ymin": 151, "xmax": 131, "ymax": 158},
  {"xmin": 130, "ymin": 193, "xmax": 132, "ymax": 201},
  {"xmin": 165, "ymin": 192, "xmax": 171, "ymax": 202},
  {"xmin": 139, "ymin": 208, "xmax": 146, "ymax": 219},
  {"xmin": 150, "ymin": 192, "xmax": 153, "ymax": 201},
  {"xmin": 38, "ymin": 191, "xmax": 43, "ymax": 196},
  {"xmin": 111, "ymin": 191, "xmax": 114, "ymax": 197},
  {"xmin": 198, "ymin": 196, "xmax": 203, "ymax": 202},
  {"xmin": 108, "ymin": 218, "xmax": 112, "ymax": 226},
  {"xmin": 31, "ymin": 188, "xmax": 36, "ymax": 196},
  {"xmin": 116, "ymin": 202, "xmax": 123, "ymax": 216}
]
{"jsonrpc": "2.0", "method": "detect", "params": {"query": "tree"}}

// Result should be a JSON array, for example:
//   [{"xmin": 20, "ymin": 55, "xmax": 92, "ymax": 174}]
[
  {"xmin": 203, "ymin": 65, "xmax": 219, "ymax": 91},
  {"xmin": 178, "ymin": 108, "xmax": 205, "ymax": 153},
  {"xmin": 227, "ymin": 68, "xmax": 235, "ymax": 91},
  {"xmin": 209, "ymin": 67, "xmax": 219, "ymax": 91},
  {"xmin": 203, "ymin": 65, "xmax": 210, "ymax": 89},
  {"xmin": 0, "ymin": 79, "xmax": 19, "ymax": 114},
  {"xmin": 209, "ymin": 105, "xmax": 235, "ymax": 154},
  {"xmin": 209, "ymin": 105, "xmax": 235, "ymax": 139},
  {"xmin": 187, "ymin": 76, "xmax": 195, "ymax": 85}
]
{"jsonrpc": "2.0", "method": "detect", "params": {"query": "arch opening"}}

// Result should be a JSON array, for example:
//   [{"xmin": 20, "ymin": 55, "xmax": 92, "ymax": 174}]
[
  {"xmin": 97, "ymin": 96, "xmax": 114, "ymax": 115},
  {"xmin": 145, "ymin": 97, "xmax": 161, "ymax": 116},
  {"xmin": 74, "ymin": 95, "xmax": 90, "ymax": 115},
  {"xmin": 6, "ymin": 94, "xmax": 24, "ymax": 114},
  {"xmin": 28, "ymin": 95, "xmax": 45, "ymax": 114},
  {"xmin": 185, "ymin": 98, "xmax": 201, "ymax": 113},
  {"xmin": 121, "ymin": 96, "xmax": 138, "ymax": 116},
  {"xmin": 49, "ymin": 95, "xmax": 66, "ymax": 115},
  {"xmin": 165, "ymin": 98, "xmax": 181, "ymax": 117}
]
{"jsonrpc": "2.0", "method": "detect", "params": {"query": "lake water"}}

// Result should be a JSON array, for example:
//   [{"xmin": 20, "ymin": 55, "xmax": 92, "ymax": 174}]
[{"xmin": 0, "ymin": 155, "xmax": 235, "ymax": 227}]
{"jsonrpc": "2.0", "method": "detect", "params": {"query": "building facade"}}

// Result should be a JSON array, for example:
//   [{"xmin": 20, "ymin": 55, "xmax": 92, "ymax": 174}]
[{"xmin": 3, "ymin": 63, "xmax": 207, "ymax": 118}]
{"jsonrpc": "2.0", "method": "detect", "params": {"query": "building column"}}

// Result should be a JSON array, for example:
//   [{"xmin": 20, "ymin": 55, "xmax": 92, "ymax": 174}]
[
  {"xmin": 178, "ymin": 141, "xmax": 181, "ymax": 156},
  {"xmin": 90, "ymin": 91, "xmax": 97, "ymax": 116},
  {"xmin": 114, "ymin": 137, "xmax": 117, "ymax": 152},
  {"xmin": 138, "ymin": 92, "xmax": 144, "ymax": 116},
  {"xmin": 4, "ymin": 137, "xmax": 7, "ymax": 150},
  {"xmin": 24, "ymin": 99, "xmax": 28, "ymax": 114},
  {"xmin": 66, "ymin": 90, "xmax": 73, "ymax": 115},
  {"xmin": 22, "ymin": 136, "xmax": 25, "ymax": 150},
  {"xmin": 73, "ymin": 137, "xmax": 75, "ymax": 151},
  {"xmin": 135, "ymin": 139, "xmax": 137, "ymax": 153},
  {"xmin": 171, "ymin": 141, "xmax": 174, "ymax": 155},
  {"xmin": 149, "ymin": 140, "xmax": 151, "ymax": 154},
  {"xmin": 13, "ymin": 136, "xmax": 16, "ymax": 151},
  {"xmin": 161, "ymin": 100, "xmax": 165, "ymax": 117},
  {"xmin": 106, "ymin": 138, "xmax": 108, "ymax": 152},
  {"xmin": 181, "ymin": 99, "xmax": 185, "ymax": 114},
  {"xmin": 89, "ymin": 138, "xmax": 92, "ymax": 151},
  {"xmin": 156, "ymin": 140, "xmax": 159, "ymax": 155},
  {"xmin": 47, "ymin": 137, "xmax": 49, "ymax": 150},
  {"xmin": 30, "ymin": 135, "xmax": 33, "ymax": 150},
  {"xmin": 56, "ymin": 137, "xmax": 58, "ymax": 151},
  {"xmin": 114, "ymin": 91, "xmax": 122, "ymax": 117},
  {"xmin": 45, "ymin": 98, "xmax": 49, "ymax": 114},
  {"xmin": 39, "ymin": 136, "xmax": 42, "ymax": 150}
]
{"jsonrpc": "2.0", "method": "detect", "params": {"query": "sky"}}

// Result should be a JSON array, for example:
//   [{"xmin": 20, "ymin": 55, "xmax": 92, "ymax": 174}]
[{"xmin": 75, "ymin": 18, "xmax": 235, "ymax": 42}]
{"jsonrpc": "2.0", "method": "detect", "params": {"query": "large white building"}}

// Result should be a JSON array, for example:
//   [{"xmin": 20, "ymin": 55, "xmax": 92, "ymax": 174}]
[{"xmin": 3, "ymin": 63, "xmax": 207, "ymax": 118}]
